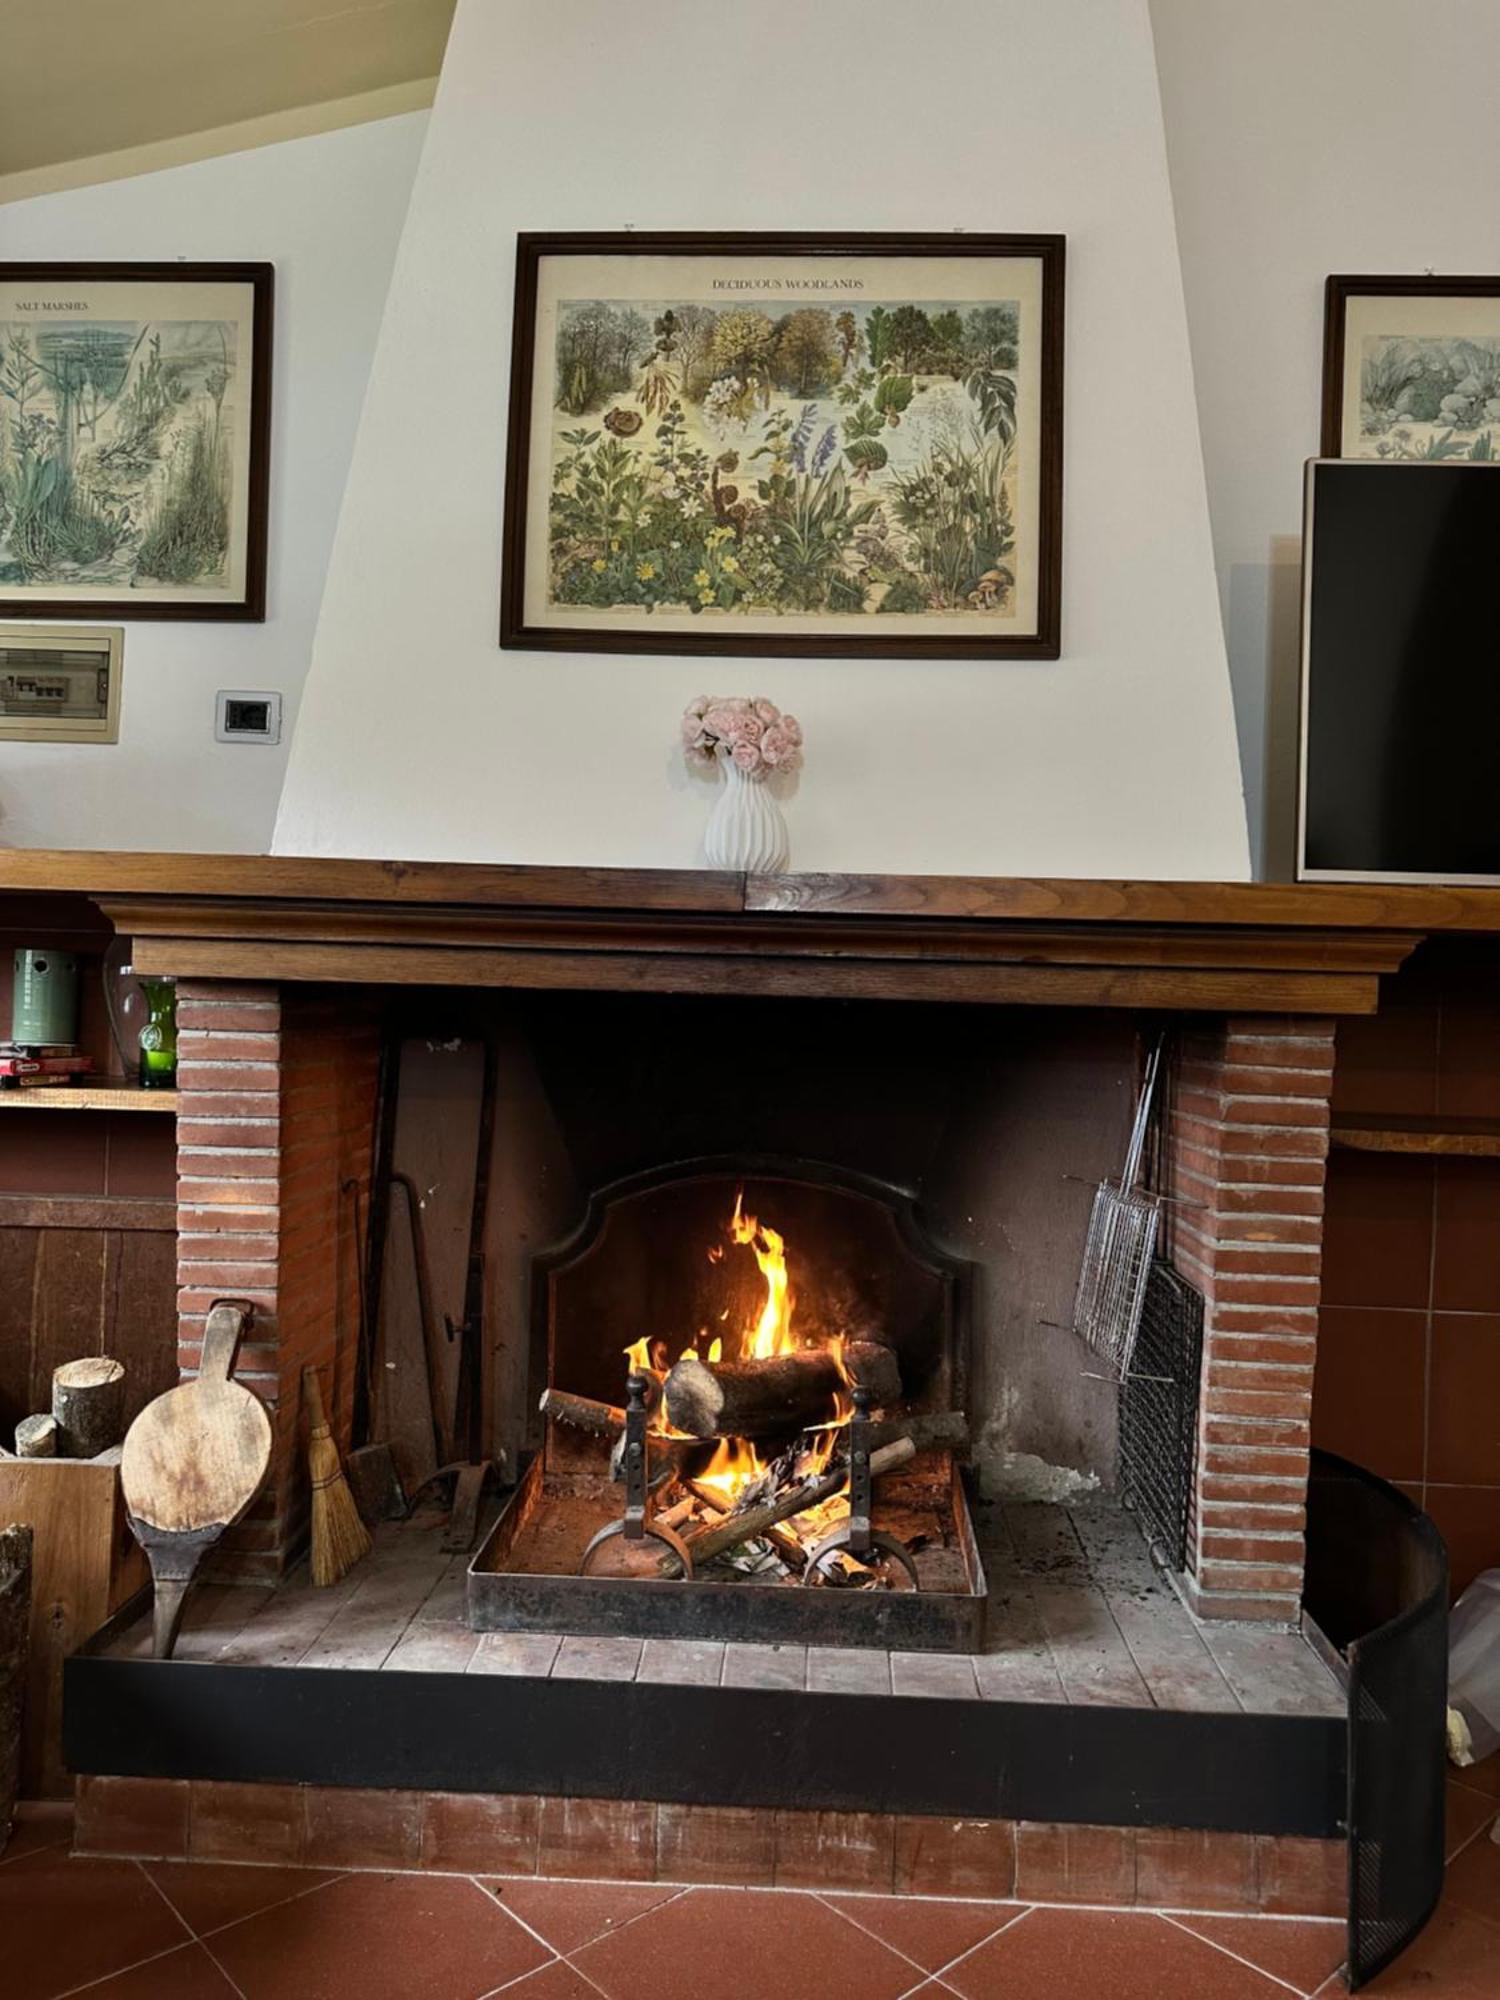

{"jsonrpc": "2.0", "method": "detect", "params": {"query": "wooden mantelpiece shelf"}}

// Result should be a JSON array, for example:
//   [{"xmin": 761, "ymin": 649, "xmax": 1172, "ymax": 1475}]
[
  {"xmin": 1330, "ymin": 1112, "xmax": 1500, "ymax": 1158},
  {"xmin": 0, "ymin": 1082, "xmax": 177, "ymax": 1113}
]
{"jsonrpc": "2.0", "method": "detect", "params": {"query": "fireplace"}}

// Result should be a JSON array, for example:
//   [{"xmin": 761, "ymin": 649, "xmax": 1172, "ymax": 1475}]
[{"xmin": 470, "ymin": 1158, "xmax": 985, "ymax": 1649}]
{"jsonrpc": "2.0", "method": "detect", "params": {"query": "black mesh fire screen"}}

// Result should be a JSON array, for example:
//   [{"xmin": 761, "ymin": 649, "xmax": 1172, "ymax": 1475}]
[
  {"xmin": 1304, "ymin": 1449, "xmax": 1449, "ymax": 1991},
  {"xmin": 1118, "ymin": 1258, "xmax": 1203, "ymax": 1572}
]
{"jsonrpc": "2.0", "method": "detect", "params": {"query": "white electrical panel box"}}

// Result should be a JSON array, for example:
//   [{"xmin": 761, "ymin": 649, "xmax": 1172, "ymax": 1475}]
[{"xmin": 0, "ymin": 626, "xmax": 121, "ymax": 743}]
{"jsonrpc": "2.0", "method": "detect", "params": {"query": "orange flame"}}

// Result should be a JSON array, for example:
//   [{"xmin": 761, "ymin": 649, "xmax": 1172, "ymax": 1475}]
[{"xmin": 729, "ymin": 1193, "xmax": 797, "ymax": 1361}]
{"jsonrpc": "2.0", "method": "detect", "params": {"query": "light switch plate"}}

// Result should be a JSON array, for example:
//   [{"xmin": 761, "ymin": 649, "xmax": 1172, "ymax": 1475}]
[{"xmin": 215, "ymin": 689, "xmax": 282, "ymax": 744}]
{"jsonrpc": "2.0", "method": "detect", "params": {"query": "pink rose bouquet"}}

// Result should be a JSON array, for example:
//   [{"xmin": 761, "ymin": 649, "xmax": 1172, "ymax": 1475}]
[{"xmin": 681, "ymin": 695, "xmax": 804, "ymax": 781}]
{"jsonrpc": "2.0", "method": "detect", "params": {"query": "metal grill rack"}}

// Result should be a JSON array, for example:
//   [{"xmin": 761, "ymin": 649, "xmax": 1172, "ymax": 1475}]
[{"xmin": 1118, "ymin": 1258, "xmax": 1204, "ymax": 1572}]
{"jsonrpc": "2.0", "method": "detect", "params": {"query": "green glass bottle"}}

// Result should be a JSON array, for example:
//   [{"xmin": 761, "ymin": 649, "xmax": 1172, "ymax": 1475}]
[{"xmin": 137, "ymin": 977, "xmax": 178, "ymax": 1090}]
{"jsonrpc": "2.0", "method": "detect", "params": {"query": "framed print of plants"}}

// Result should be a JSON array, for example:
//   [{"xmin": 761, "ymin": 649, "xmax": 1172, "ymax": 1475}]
[
  {"xmin": 500, "ymin": 232, "xmax": 1064, "ymax": 658},
  {"xmin": 1323, "ymin": 274, "xmax": 1500, "ymax": 462},
  {"xmin": 0, "ymin": 263, "xmax": 273, "ymax": 621}
]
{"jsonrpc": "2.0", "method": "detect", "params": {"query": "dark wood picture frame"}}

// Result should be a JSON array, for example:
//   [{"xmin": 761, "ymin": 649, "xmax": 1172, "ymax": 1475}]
[
  {"xmin": 0, "ymin": 262, "xmax": 274, "ymax": 622},
  {"xmin": 500, "ymin": 231, "xmax": 1064, "ymax": 659},
  {"xmin": 1321, "ymin": 273, "xmax": 1500, "ymax": 457}
]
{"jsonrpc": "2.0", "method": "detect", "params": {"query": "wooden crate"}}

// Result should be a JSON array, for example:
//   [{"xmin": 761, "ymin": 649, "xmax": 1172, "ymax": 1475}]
[{"xmin": 0, "ymin": 1449, "xmax": 145, "ymax": 1796}]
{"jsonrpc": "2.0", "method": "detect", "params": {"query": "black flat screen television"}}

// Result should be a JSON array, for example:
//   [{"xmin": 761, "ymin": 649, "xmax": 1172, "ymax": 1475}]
[{"xmin": 1299, "ymin": 458, "xmax": 1500, "ymax": 883}]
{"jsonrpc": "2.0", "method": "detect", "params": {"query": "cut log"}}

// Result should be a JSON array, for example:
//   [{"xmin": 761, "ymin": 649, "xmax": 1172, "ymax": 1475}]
[
  {"xmin": 662, "ymin": 1341, "xmax": 901, "ymax": 1441},
  {"xmin": 539, "ymin": 1385, "xmax": 966, "ymax": 1461},
  {"xmin": 539, "ymin": 1387, "xmax": 624, "ymax": 1437},
  {"xmin": 660, "ymin": 1436, "xmax": 916, "ymax": 1574},
  {"xmin": 52, "ymin": 1357, "xmax": 126, "ymax": 1459},
  {"xmin": 14, "ymin": 1415, "xmax": 57, "ymax": 1460}
]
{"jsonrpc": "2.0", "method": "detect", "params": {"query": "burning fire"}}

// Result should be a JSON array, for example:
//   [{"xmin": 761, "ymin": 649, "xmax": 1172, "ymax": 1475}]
[{"xmin": 620, "ymin": 1192, "xmax": 853, "ymax": 1509}]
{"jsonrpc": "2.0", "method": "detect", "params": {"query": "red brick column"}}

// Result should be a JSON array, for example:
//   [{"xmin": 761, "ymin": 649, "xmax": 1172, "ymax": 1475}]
[
  {"xmin": 175, "ymin": 981, "xmax": 381, "ymax": 1581},
  {"xmin": 1163, "ymin": 1017, "xmax": 1337, "ymax": 1623}
]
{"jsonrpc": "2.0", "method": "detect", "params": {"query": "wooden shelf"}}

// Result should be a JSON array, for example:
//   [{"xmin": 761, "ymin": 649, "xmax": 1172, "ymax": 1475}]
[
  {"xmin": 0, "ymin": 1081, "xmax": 177, "ymax": 1114},
  {"xmin": 1331, "ymin": 1112, "xmax": 1500, "ymax": 1158}
]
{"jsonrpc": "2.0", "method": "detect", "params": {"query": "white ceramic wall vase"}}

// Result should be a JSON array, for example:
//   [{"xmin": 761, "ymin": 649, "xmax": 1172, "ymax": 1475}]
[{"xmin": 703, "ymin": 747, "xmax": 790, "ymax": 873}]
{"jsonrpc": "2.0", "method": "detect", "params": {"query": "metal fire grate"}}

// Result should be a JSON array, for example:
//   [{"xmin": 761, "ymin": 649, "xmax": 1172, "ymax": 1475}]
[{"xmin": 1118, "ymin": 1258, "xmax": 1203, "ymax": 1572}]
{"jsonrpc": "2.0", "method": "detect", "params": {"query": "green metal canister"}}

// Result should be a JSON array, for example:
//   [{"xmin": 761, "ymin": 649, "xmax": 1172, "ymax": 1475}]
[{"xmin": 11, "ymin": 949, "xmax": 79, "ymax": 1049}]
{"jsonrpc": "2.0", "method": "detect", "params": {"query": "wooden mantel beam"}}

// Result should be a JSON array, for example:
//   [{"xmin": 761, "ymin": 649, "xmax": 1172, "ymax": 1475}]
[{"xmin": 0, "ymin": 848, "xmax": 1489, "ymax": 1015}]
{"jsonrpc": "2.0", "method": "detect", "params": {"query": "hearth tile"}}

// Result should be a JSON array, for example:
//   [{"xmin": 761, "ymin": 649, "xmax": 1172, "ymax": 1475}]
[
  {"xmin": 720, "ymin": 1641, "xmax": 807, "ymax": 1690},
  {"xmin": 1423, "ymin": 1485, "xmax": 1500, "ymax": 1602},
  {"xmin": 302, "ymin": 1786, "xmax": 424, "ymax": 1870},
  {"xmin": 0, "ymin": 1846, "xmax": 191, "ymax": 1999},
  {"xmin": 890, "ymin": 1651, "xmax": 980, "ymax": 1699},
  {"xmin": 469, "ymin": 1632, "xmax": 563, "ymax": 1676},
  {"xmin": 1135, "ymin": 1827, "xmax": 1259, "ymax": 1912},
  {"xmin": 1441, "ymin": 1813, "xmax": 1500, "ymax": 1931},
  {"xmin": 829, "ymin": 1892, "xmax": 1026, "ymax": 1973},
  {"xmin": 892, "ymin": 1815, "xmax": 1016, "ymax": 1899},
  {"xmin": 144, "ymin": 1859, "xmax": 339, "ymax": 1936},
  {"xmin": 1013, "ymin": 1821, "xmax": 1136, "ymax": 1904},
  {"xmin": 75, "ymin": 1775, "xmax": 191, "ymax": 1859},
  {"xmin": 421, "ymin": 1791, "xmax": 541, "ymax": 1875},
  {"xmin": 1336, "ymin": 1901, "xmax": 1500, "ymax": 1996},
  {"xmin": 208, "ymin": 1869, "xmax": 551, "ymax": 1999},
  {"xmin": 77, "ymin": 1941, "xmax": 244, "ymax": 1997},
  {"xmin": 774, "ymin": 1808, "xmax": 896, "ymax": 1892},
  {"xmin": 655, "ymin": 1802, "xmax": 776, "ymax": 1885},
  {"xmin": 941, "ymin": 1906, "xmax": 1291, "ymax": 2000},
  {"xmin": 1166, "ymin": 1912, "xmax": 1347, "ymax": 1993},
  {"xmin": 636, "ymin": 1638, "xmax": 725, "ymax": 1685},
  {"xmin": 807, "ymin": 1644, "xmax": 892, "ymax": 1695},
  {"xmin": 1254, "ymin": 1834, "xmax": 1347, "ymax": 1917},
  {"xmin": 189, "ymin": 1781, "xmax": 306, "ymax": 1866},
  {"xmin": 570, "ymin": 1886, "xmax": 919, "ymax": 2000},
  {"xmin": 1454, "ymin": 1748, "xmax": 1500, "ymax": 1801},
  {"xmin": 551, "ymin": 1635, "xmax": 644, "ymax": 1681},
  {"xmin": 537, "ymin": 1797, "xmax": 658, "ymax": 1881},
  {"xmin": 485, "ymin": 1877, "xmax": 681, "ymax": 1953}
]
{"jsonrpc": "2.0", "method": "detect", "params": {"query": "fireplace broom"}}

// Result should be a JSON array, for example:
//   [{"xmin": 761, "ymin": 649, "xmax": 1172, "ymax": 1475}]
[{"xmin": 304, "ymin": 1366, "xmax": 372, "ymax": 1586}]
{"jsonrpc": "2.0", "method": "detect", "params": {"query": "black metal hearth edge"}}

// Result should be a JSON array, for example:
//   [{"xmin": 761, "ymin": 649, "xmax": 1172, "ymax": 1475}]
[{"xmin": 64, "ymin": 1651, "xmax": 1345, "ymax": 1839}]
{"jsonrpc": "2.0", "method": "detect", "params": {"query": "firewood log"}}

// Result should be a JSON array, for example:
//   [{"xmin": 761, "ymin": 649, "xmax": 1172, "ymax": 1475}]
[
  {"xmin": 13, "ymin": 1415, "xmax": 56, "ymax": 1460},
  {"xmin": 539, "ymin": 1385, "xmax": 964, "ymax": 1459},
  {"xmin": 661, "ymin": 1341, "xmax": 901, "ymax": 1441},
  {"xmin": 659, "ymin": 1436, "xmax": 916, "ymax": 1575},
  {"xmin": 51, "ymin": 1357, "xmax": 125, "ymax": 1458}
]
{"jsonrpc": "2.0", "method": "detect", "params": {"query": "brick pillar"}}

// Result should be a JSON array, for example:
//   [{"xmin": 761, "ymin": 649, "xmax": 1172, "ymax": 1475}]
[
  {"xmin": 1163, "ymin": 1017, "xmax": 1337, "ymax": 1623},
  {"xmin": 175, "ymin": 981, "xmax": 380, "ymax": 1581}
]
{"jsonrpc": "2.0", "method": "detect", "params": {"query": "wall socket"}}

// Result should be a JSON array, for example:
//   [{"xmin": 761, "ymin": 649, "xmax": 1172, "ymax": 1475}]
[{"xmin": 215, "ymin": 689, "xmax": 282, "ymax": 744}]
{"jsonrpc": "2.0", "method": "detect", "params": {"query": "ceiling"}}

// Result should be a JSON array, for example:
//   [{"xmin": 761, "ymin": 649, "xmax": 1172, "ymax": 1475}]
[{"xmin": 0, "ymin": 0, "xmax": 457, "ymax": 178}]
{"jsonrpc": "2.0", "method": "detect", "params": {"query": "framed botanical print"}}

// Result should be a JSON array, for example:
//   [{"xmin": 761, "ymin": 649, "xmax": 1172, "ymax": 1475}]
[
  {"xmin": 0, "ymin": 263, "xmax": 273, "ymax": 620},
  {"xmin": 1322, "ymin": 274, "xmax": 1500, "ymax": 462},
  {"xmin": 500, "ymin": 232, "xmax": 1064, "ymax": 658}
]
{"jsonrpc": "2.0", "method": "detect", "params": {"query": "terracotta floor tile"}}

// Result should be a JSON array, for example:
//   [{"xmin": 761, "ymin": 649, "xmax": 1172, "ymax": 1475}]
[
  {"xmin": 1455, "ymin": 1749, "xmax": 1500, "ymax": 1801},
  {"xmin": 1446, "ymin": 1780, "xmax": 1500, "ymax": 1861},
  {"xmin": 823, "ymin": 1892, "xmax": 1028, "ymax": 1973},
  {"xmin": 941, "ymin": 1907, "xmax": 1292, "ymax": 2000},
  {"xmin": 208, "ymin": 1869, "xmax": 552, "ymax": 2000},
  {"xmin": 489, "ymin": 1963, "xmax": 611, "ymax": 2000},
  {"xmin": 1167, "ymin": 1912, "xmax": 1348, "ymax": 1994},
  {"xmin": 1365, "ymin": 1904, "xmax": 1500, "ymax": 1994},
  {"xmin": 571, "ymin": 1887, "xmax": 919, "ymax": 2000},
  {"xmin": 484, "ymin": 1878, "xmax": 683, "ymax": 1955},
  {"xmin": 0, "ymin": 1848, "xmax": 190, "ymax": 2000},
  {"xmin": 1440, "ymin": 1826, "xmax": 1500, "ymax": 1932},
  {"xmin": 143, "ymin": 1858, "xmax": 341, "ymax": 1937},
  {"xmin": 68, "ymin": 1940, "xmax": 243, "ymax": 1998},
  {"xmin": 0, "ymin": 1809, "xmax": 73, "ymax": 1866}
]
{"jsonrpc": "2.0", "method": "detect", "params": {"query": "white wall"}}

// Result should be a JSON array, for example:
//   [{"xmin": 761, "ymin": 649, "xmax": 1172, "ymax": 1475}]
[
  {"xmin": 1151, "ymin": 0, "xmax": 1500, "ymax": 876},
  {"xmin": 274, "ymin": 0, "xmax": 1250, "ymax": 880},
  {"xmin": 0, "ymin": 112, "xmax": 427, "ymax": 852}
]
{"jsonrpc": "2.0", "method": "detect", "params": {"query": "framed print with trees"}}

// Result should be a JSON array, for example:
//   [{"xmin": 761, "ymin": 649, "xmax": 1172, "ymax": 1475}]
[
  {"xmin": 500, "ymin": 233, "xmax": 1064, "ymax": 658},
  {"xmin": 1322, "ymin": 274, "xmax": 1500, "ymax": 462},
  {"xmin": 0, "ymin": 263, "xmax": 273, "ymax": 621}
]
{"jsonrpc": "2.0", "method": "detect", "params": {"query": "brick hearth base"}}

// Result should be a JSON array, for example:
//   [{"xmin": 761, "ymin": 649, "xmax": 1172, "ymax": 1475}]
[{"xmin": 73, "ymin": 1777, "xmax": 1345, "ymax": 1916}]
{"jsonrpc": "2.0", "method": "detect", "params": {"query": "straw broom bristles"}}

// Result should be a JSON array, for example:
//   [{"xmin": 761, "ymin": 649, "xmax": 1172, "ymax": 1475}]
[{"xmin": 303, "ymin": 1366, "xmax": 371, "ymax": 1586}]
